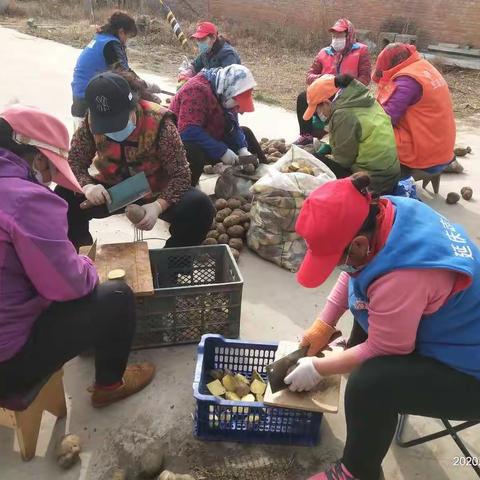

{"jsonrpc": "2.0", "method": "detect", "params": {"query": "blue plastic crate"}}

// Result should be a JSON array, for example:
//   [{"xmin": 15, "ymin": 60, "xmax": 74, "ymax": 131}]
[{"xmin": 192, "ymin": 334, "xmax": 323, "ymax": 446}]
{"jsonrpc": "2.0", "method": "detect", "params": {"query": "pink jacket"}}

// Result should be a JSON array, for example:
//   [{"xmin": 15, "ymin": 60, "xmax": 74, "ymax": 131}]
[{"xmin": 0, "ymin": 148, "xmax": 98, "ymax": 362}]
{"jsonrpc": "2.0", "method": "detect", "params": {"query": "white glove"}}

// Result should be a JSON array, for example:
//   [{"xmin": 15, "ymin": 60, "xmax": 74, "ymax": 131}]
[
  {"xmin": 220, "ymin": 149, "xmax": 239, "ymax": 166},
  {"xmin": 284, "ymin": 357, "xmax": 323, "ymax": 392},
  {"xmin": 82, "ymin": 184, "xmax": 111, "ymax": 206},
  {"xmin": 136, "ymin": 201, "xmax": 163, "ymax": 231},
  {"xmin": 238, "ymin": 147, "xmax": 252, "ymax": 156}
]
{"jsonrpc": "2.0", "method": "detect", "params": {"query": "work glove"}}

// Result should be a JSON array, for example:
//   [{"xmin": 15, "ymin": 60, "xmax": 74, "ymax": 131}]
[
  {"xmin": 82, "ymin": 184, "xmax": 111, "ymax": 206},
  {"xmin": 284, "ymin": 357, "xmax": 323, "ymax": 392},
  {"xmin": 238, "ymin": 147, "xmax": 252, "ymax": 157},
  {"xmin": 136, "ymin": 201, "xmax": 163, "ymax": 231},
  {"xmin": 220, "ymin": 148, "xmax": 239, "ymax": 166},
  {"xmin": 301, "ymin": 318, "xmax": 337, "ymax": 356}
]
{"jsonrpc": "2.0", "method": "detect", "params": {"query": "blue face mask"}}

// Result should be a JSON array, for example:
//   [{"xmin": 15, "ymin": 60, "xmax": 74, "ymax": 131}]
[
  {"xmin": 105, "ymin": 120, "xmax": 136, "ymax": 142},
  {"xmin": 337, "ymin": 243, "xmax": 369, "ymax": 274},
  {"xmin": 197, "ymin": 40, "xmax": 210, "ymax": 54}
]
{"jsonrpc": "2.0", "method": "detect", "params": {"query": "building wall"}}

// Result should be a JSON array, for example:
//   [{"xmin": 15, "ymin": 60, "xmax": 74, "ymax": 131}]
[{"xmin": 208, "ymin": 0, "xmax": 480, "ymax": 48}]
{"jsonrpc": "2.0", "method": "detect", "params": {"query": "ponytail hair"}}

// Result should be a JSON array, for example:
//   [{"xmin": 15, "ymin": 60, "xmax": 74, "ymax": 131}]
[{"xmin": 350, "ymin": 172, "xmax": 379, "ymax": 234}]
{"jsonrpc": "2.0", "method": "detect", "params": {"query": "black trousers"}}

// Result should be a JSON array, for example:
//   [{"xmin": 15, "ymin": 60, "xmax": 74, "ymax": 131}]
[
  {"xmin": 342, "ymin": 320, "xmax": 480, "ymax": 480},
  {"xmin": 297, "ymin": 91, "xmax": 313, "ymax": 135},
  {"xmin": 184, "ymin": 126, "xmax": 267, "ymax": 186},
  {"xmin": 55, "ymin": 186, "xmax": 215, "ymax": 251},
  {"xmin": 315, "ymin": 153, "xmax": 353, "ymax": 179},
  {"xmin": 0, "ymin": 281, "xmax": 135, "ymax": 396}
]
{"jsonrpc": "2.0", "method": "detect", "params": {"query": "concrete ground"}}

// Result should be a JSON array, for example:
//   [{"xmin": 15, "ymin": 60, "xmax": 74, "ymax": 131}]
[{"xmin": 1, "ymin": 26, "xmax": 479, "ymax": 480}]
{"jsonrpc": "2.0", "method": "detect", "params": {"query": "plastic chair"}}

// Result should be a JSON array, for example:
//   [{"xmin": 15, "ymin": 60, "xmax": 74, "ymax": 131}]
[
  {"xmin": 395, "ymin": 414, "xmax": 480, "ymax": 477},
  {"xmin": 411, "ymin": 169, "xmax": 441, "ymax": 194},
  {"xmin": 0, "ymin": 370, "xmax": 67, "ymax": 461}
]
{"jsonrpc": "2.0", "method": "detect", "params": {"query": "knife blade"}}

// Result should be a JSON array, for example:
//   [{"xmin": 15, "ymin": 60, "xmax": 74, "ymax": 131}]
[
  {"xmin": 86, "ymin": 239, "xmax": 97, "ymax": 261},
  {"xmin": 266, "ymin": 331, "xmax": 342, "ymax": 393},
  {"xmin": 266, "ymin": 346, "xmax": 308, "ymax": 394}
]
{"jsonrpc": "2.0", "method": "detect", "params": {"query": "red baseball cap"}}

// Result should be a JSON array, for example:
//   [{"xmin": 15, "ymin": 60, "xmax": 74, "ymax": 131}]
[
  {"xmin": 329, "ymin": 18, "xmax": 350, "ymax": 33},
  {"xmin": 295, "ymin": 178, "xmax": 370, "ymax": 288},
  {"xmin": 234, "ymin": 89, "xmax": 255, "ymax": 113},
  {"xmin": 191, "ymin": 21, "xmax": 218, "ymax": 39}
]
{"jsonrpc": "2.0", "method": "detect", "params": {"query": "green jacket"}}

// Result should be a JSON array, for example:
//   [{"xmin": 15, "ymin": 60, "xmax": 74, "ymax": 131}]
[{"xmin": 328, "ymin": 80, "xmax": 400, "ymax": 194}]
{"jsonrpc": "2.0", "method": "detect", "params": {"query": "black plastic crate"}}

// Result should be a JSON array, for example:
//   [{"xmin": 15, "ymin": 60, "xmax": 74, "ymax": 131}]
[
  {"xmin": 193, "ymin": 335, "xmax": 323, "ymax": 446},
  {"xmin": 133, "ymin": 245, "xmax": 243, "ymax": 349}
]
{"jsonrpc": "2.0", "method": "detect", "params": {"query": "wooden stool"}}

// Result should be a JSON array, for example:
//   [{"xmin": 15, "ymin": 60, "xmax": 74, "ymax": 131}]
[
  {"xmin": 411, "ymin": 169, "xmax": 442, "ymax": 194},
  {"xmin": 0, "ymin": 370, "xmax": 67, "ymax": 461}
]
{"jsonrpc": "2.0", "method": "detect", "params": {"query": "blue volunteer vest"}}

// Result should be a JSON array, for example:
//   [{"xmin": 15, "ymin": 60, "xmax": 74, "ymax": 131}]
[
  {"xmin": 348, "ymin": 196, "xmax": 480, "ymax": 380},
  {"xmin": 71, "ymin": 33, "xmax": 121, "ymax": 99}
]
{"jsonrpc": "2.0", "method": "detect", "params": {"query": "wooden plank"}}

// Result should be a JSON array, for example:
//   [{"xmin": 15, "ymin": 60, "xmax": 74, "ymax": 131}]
[
  {"xmin": 263, "ymin": 341, "xmax": 341, "ymax": 414},
  {"xmin": 93, "ymin": 242, "xmax": 154, "ymax": 296}
]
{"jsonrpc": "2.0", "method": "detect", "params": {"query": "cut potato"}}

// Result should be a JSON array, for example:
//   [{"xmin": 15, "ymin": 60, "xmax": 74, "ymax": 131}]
[
  {"xmin": 250, "ymin": 379, "xmax": 267, "ymax": 396},
  {"xmin": 241, "ymin": 394, "xmax": 255, "ymax": 402},
  {"xmin": 225, "ymin": 391, "xmax": 241, "ymax": 401},
  {"xmin": 222, "ymin": 374, "xmax": 238, "ymax": 392},
  {"xmin": 235, "ymin": 383, "xmax": 251, "ymax": 398},
  {"xmin": 252, "ymin": 370, "xmax": 263, "ymax": 382},
  {"xmin": 255, "ymin": 393, "xmax": 264, "ymax": 403},
  {"xmin": 235, "ymin": 373, "xmax": 250, "ymax": 385},
  {"xmin": 207, "ymin": 379, "xmax": 226, "ymax": 397},
  {"xmin": 108, "ymin": 269, "xmax": 126, "ymax": 280}
]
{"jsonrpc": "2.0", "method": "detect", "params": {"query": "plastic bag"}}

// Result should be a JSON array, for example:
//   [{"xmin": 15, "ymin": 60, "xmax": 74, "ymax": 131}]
[{"xmin": 247, "ymin": 145, "xmax": 335, "ymax": 272}]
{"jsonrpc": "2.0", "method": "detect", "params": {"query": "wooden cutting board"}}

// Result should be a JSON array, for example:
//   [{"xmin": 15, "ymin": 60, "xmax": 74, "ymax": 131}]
[
  {"xmin": 81, "ymin": 242, "xmax": 154, "ymax": 296},
  {"xmin": 263, "ymin": 341, "xmax": 342, "ymax": 413}
]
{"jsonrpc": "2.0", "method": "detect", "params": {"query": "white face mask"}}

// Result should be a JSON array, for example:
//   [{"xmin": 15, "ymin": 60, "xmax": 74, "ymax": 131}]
[{"xmin": 332, "ymin": 37, "xmax": 346, "ymax": 52}]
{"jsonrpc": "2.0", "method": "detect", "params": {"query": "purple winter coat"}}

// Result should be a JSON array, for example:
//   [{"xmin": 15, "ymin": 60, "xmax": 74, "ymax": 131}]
[
  {"xmin": 0, "ymin": 148, "xmax": 98, "ymax": 362},
  {"xmin": 381, "ymin": 76, "xmax": 423, "ymax": 126}
]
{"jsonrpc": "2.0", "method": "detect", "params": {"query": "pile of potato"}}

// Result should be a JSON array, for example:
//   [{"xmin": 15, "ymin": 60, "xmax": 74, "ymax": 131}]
[
  {"xmin": 202, "ymin": 197, "xmax": 252, "ymax": 260},
  {"xmin": 280, "ymin": 161, "xmax": 316, "ymax": 176},
  {"xmin": 260, "ymin": 138, "xmax": 289, "ymax": 164},
  {"xmin": 206, "ymin": 368, "xmax": 267, "ymax": 403}
]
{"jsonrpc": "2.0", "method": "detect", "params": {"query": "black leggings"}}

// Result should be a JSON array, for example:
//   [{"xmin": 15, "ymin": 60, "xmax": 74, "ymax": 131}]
[
  {"xmin": 297, "ymin": 91, "xmax": 313, "ymax": 135},
  {"xmin": 0, "ymin": 281, "xmax": 135, "ymax": 396},
  {"xmin": 55, "ymin": 186, "xmax": 215, "ymax": 251},
  {"xmin": 342, "ymin": 321, "xmax": 480, "ymax": 480},
  {"xmin": 184, "ymin": 126, "xmax": 267, "ymax": 186}
]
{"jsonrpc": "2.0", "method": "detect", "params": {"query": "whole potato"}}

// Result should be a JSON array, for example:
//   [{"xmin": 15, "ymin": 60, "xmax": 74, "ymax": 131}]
[
  {"xmin": 227, "ymin": 225, "xmax": 245, "ymax": 238},
  {"xmin": 216, "ymin": 223, "xmax": 226, "ymax": 234},
  {"xmin": 461, "ymin": 186, "xmax": 473, "ymax": 201},
  {"xmin": 243, "ymin": 164, "xmax": 256, "ymax": 175},
  {"xmin": 216, "ymin": 208, "xmax": 232, "ymax": 222},
  {"xmin": 207, "ymin": 230, "xmax": 220, "ymax": 239},
  {"xmin": 229, "ymin": 238, "xmax": 244, "ymax": 250},
  {"xmin": 125, "ymin": 204, "xmax": 146, "ymax": 225},
  {"xmin": 218, "ymin": 234, "xmax": 230, "ymax": 244},
  {"xmin": 446, "ymin": 192, "xmax": 460, "ymax": 205},
  {"xmin": 227, "ymin": 198, "xmax": 242, "ymax": 210},
  {"xmin": 244, "ymin": 222, "xmax": 250, "ymax": 231},
  {"xmin": 214, "ymin": 198, "xmax": 228, "ymax": 210},
  {"xmin": 230, "ymin": 247, "xmax": 240, "ymax": 260},
  {"xmin": 241, "ymin": 203, "xmax": 252, "ymax": 213},
  {"xmin": 202, "ymin": 238, "xmax": 218, "ymax": 245},
  {"xmin": 224, "ymin": 215, "xmax": 241, "ymax": 228},
  {"xmin": 233, "ymin": 195, "xmax": 248, "ymax": 205}
]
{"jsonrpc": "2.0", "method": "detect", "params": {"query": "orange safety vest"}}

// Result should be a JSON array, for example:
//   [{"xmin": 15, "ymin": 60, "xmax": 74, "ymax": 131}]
[{"xmin": 377, "ymin": 53, "xmax": 456, "ymax": 169}]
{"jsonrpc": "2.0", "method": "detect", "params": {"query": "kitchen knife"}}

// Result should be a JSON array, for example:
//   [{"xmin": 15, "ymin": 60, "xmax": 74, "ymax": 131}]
[{"xmin": 266, "ymin": 331, "xmax": 342, "ymax": 393}]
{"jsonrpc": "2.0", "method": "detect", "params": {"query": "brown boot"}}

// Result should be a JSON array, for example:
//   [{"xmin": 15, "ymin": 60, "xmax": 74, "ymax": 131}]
[{"xmin": 91, "ymin": 362, "xmax": 156, "ymax": 408}]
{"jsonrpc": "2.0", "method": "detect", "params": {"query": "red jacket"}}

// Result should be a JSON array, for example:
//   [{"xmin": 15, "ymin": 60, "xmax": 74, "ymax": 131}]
[{"xmin": 306, "ymin": 43, "xmax": 371, "ymax": 86}]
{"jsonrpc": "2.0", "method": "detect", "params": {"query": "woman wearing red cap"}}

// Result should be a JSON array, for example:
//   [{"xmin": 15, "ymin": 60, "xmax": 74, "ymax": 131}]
[
  {"xmin": 373, "ymin": 43, "xmax": 456, "ymax": 175},
  {"xmin": 0, "ymin": 105, "xmax": 155, "ymax": 408},
  {"xmin": 294, "ymin": 18, "xmax": 371, "ymax": 146},
  {"xmin": 178, "ymin": 21, "xmax": 241, "ymax": 84},
  {"xmin": 284, "ymin": 173, "xmax": 480, "ymax": 479}
]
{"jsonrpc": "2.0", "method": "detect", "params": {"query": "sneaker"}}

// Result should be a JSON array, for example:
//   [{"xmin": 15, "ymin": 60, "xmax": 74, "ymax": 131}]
[
  {"xmin": 293, "ymin": 134, "xmax": 314, "ymax": 146},
  {"xmin": 91, "ymin": 362, "xmax": 156, "ymax": 408},
  {"xmin": 308, "ymin": 461, "xmax": 357, "ymax": 480}
]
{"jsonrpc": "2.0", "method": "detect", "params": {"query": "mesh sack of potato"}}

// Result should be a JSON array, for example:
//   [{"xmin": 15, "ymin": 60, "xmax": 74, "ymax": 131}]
[{"xmin": 247, "ymin": 145, "xmax": 335, "ymax": 272}]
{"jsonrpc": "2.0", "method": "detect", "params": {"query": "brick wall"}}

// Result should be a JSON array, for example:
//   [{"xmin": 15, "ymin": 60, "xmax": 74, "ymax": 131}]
[{"xmin": 208, "ymin": 0, "xmax": 480, "ymax": 49}]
